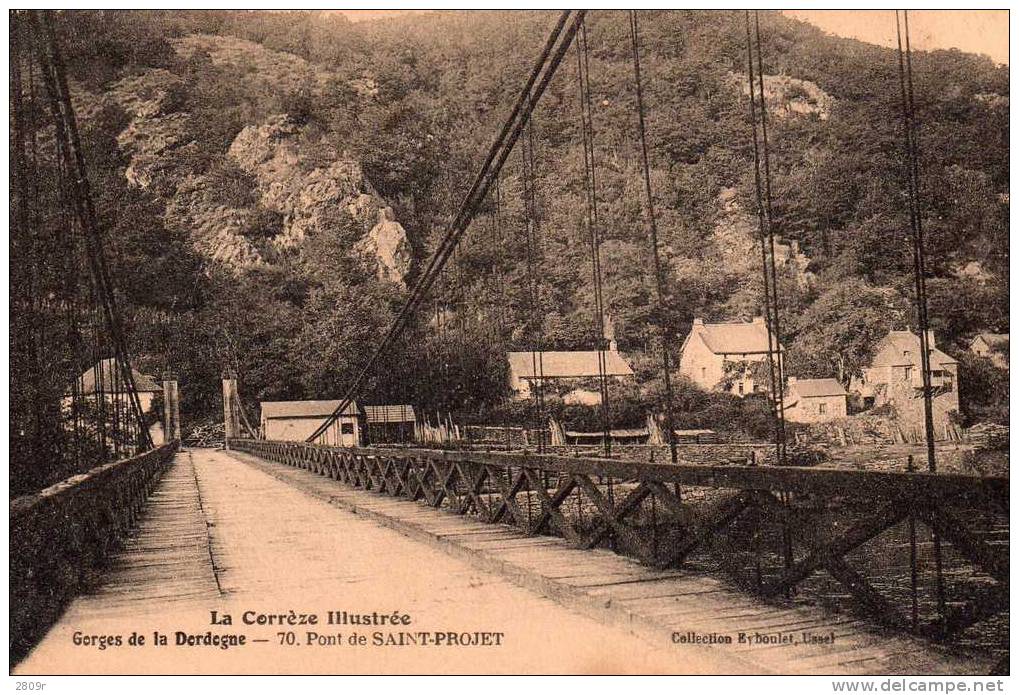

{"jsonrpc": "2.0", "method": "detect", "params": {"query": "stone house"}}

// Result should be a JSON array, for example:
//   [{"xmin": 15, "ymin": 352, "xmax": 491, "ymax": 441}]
[
  {"xmin": 969, "ymin": 333, "xmax": 1009, "ymax": 370},
  {"xmin": 678, "ymin": 317, "xmax": 783, "ymax": 397},
  {"xmin": 260, "ymin": 400, "xmax": 363, "ymax": 446},
  {"xmin": 783, "ymin": 377, "xmax": 847, "ymax": 423},
  {"xmin": 850, "ymin": 330, "xmax": 959, "ymax": 427},
  {"xmin": 507, "ymin": 350, "xmax": 634, "ymax": 405}
]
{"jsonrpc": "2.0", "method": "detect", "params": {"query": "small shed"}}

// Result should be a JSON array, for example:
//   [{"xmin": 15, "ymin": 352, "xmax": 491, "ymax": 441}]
[
  {"xmin": 970, "ymin": 333, "xmax": 1008, "ymax": 369},
  {"xmin": 673, "ymin": 429, "xmax": 721, "ymax": 444},
  {"xmin": 784, "ymin": 377, "xmax": 847, "ymax": 423},
  {"xmin": 364, "ymin": 404, "xmax": 417, "ymax": 444},
  {"xmin": 260, "ymin": 400, "xmax": 364, "ymax": 446},
  {"xmin": 563, "ymin": 427, "xmax": 649, "ymax": 446}
]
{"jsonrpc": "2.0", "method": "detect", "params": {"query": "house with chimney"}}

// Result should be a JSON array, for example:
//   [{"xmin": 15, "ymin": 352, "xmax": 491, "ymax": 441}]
[
  {"xmin": 678, "ymin": 316, "xmax": 782, "ymax": 397},
  {"xmin": 850, "ymin": 330, "xmax": 959, "ymax": 427}
]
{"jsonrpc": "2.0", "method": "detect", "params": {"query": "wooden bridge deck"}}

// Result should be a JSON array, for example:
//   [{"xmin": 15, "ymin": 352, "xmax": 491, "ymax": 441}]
[
  {"xmin": 16, "ymin": 449, "xmax": 722, "ymax": 674},
  {"xmin": 15, "ymin": 448, "xmax": 994, "ymax": 675}
]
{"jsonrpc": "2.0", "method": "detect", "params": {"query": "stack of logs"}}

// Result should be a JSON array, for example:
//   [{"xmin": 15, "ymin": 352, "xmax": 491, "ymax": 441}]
[{"xmin": 182, "ymin": 422, "xmax": 225, "ymax": 448}]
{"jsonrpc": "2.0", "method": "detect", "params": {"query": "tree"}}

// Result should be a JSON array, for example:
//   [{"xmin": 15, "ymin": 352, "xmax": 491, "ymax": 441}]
[
  {"xmin": 956, "ymin": 353, "xmax": 1008, "ymax": 426},
  {"xmin": 785, "ymin": 279, "xmax": 906, "ymax": 383}
]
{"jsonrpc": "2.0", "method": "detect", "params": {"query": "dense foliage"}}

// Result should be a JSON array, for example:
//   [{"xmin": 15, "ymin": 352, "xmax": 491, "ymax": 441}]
[{"xmin": 48, "ymin": 10, "xmax": 1008, "ymax": 433}]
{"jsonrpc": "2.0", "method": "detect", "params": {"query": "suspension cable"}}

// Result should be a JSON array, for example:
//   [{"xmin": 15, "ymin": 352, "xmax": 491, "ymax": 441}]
[
  {"xmin": 31, "ymin": 11, "xmax": 152, "ymax": 450},
  {"xmin": 744, "ymin": 11, "xmax": 788, "ymax": 465},
  {"xmin": 493, "ymin": 175, "xmax": 509, "ymax": 336},
  {"xmin": 628, "ymin": 10, "xmax": 678, "ymax": 465},
  {"xmin": 528, "ymin": 121, "xmax": 547, "ymax": 449},
  {"xmin": 744, "ymin": 12, "xmax": 780, "ymax": 463},
  {"xmin": 576, "ymin": 16, "xmax": 613, "ymax": 457},
  {"xmin": 754, "ymin": 14, "xmax": 789, "ymax": 466},
  {"xmin": 895, "ymin": 8, "xmax": 945, "ymax": 635},
  {"xmin": 10, "ymin": 24, "xmax": 46, "ymax": 467},
  {"xmin": 454, "ymin": 240, "xmax": 473, "ymax": 449},
  {"xmin": 307, "ymin": 10, "xmax": 585, "ymax": 442},
  {"xmin": 895, "ymin": 11, "xmax": 937, "ymax": 471},
  {"xmin": 521, "ymin": 119, "xmax": 547, "ymax": 452}
]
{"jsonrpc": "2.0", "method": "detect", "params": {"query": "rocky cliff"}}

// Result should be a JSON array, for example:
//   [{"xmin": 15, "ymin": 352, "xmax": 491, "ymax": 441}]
[{"xmin": 98, "ymin": 34, "xmax": 412, "ymax": 285}]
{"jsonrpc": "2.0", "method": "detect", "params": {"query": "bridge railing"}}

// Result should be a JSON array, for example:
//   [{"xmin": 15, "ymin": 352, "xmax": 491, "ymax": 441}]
[
  {"xmin": 230, "ymin": 438, "xmax": 1008, "ymax": 647},
  {"xmin": 10, "ymin": 441, "xmax": 179, "ymax": 664}
]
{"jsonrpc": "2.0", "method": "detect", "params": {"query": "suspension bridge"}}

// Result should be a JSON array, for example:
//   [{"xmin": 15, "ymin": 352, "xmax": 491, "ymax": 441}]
[{"xmin": 10, "ymin": 10, "xmax": 1008, "ymax": 675}]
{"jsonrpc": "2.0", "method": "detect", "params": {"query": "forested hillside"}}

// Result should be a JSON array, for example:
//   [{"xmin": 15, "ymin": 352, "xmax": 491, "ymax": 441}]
[{"xmin": 54, "ymin": 10, "xmax": 1009, "ymax": 427}]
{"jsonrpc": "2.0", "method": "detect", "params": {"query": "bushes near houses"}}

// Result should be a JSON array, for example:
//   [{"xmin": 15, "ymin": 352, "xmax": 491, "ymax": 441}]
[
  {"xmin": 957, "ymin": 353, "xmax": 1009, "ymax": 426},
  {"xmin": 480, "ymin": 373, "xmax": 778, "ymax": 442}
]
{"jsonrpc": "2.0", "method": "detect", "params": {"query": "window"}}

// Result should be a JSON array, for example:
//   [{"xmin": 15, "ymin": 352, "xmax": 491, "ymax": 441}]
[
  {"xmin": 903, "ymin": 350, "xmax": 911, "ymax": 359},
  {"xmin": 341, "ymin": 423, "xmax": 354, "ymax": 435},
  {"xmin": 903, "ymin": 366, "xmax": 913, "ymax": 382},
  {"xmin": 738, "ymin": 381, "xmax": 744, "ymax": 395},
  {"xmin": 818, "ymin": 402, "xmax": 827, "ymax": 415},
  {"xmin": 701, "ymin": 367, "xmax": 707, "ymax": 380}
]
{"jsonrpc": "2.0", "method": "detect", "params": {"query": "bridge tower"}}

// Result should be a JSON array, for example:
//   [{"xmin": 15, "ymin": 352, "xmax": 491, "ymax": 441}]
[
  {"xmin": 222, "ymin": 372, "xmax": 239, "ymax": 449},
  {"xmin": 162, "ymin": 372, "xmax": 181, "ymax": 445}
]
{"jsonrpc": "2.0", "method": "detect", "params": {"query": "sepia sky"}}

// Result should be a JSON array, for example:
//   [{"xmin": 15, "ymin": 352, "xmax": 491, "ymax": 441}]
[
  {"xmin": 784, "ymin": 10, "xmax": 1008, "ymax": 65},
  {"xmin": 334, "ymin": 9, "xmax": 1008, "ymax": 65}
]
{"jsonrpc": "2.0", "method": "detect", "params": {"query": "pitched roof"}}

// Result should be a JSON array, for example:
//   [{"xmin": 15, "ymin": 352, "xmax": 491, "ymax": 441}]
[
  {"xmin": 507, "ymin": 350, "xmax": 634, "ymax": 379},
  {"xmin": 260, "ymin": 400, "xmax": 361, "ymax": 420},
  {"xmin": 974, "ymin": 332, "xmax": 1009, "ymax": 347},
  {"xmin": 364, "ymin": 404, "xmax": 416, "ymax": 423},
  {"xmin": 788, "ymin": 378, "xmax": 847, "ymax": 398},
  {"xmin": 873, "ymin": 331, "xmax": 957, "ymax": 367},
  {"xmin": 693, "ymin": 320, "xmax": 778, "ymax": 355},
  {"xmin": 77, "ymin": 358, "xmax": 162, "ymax": 394}
]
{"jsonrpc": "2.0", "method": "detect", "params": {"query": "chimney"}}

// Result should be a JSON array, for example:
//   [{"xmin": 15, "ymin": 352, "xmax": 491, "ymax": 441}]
[
  {"xmin": 787, "ymin": 376, "xmax": 797, "ymax": 386},
  {"xmin": 925, "ymin": 329, "xmax": 936, "ymax": 349},
  {"xmin": 752, "ymin": 316, "xmax": 765, "ymax": 325},
  {"xmin": 692, "ymin": 318, "xmax": 704, "ymax": 327}
]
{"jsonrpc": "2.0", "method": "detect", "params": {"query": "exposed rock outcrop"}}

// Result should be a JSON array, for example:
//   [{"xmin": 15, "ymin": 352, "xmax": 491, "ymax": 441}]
[
  {"xmin": 165, "ymin": 175, "xmax": 265, "ymax": 268},
  {"xmin": 107, "ymin": 70, "xmax": 196, "ymax": 192},
  {"xmin": 172, "ymin": 34, "xmax": 334, "ymax": 97},
  {"xmin": 355, "ymin": 208, "xmax": 413, "ymax": 285},
  {"xmin": 729, "ymin": 72, "xmax": 834, "ymax": 120},
  {"xmin": 226, "ymin": 115, "xmax": 411, "ymax": 286},
  {"xmin": 87, "ymin": 34, "xmax": 411, "ymax": 284}
]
